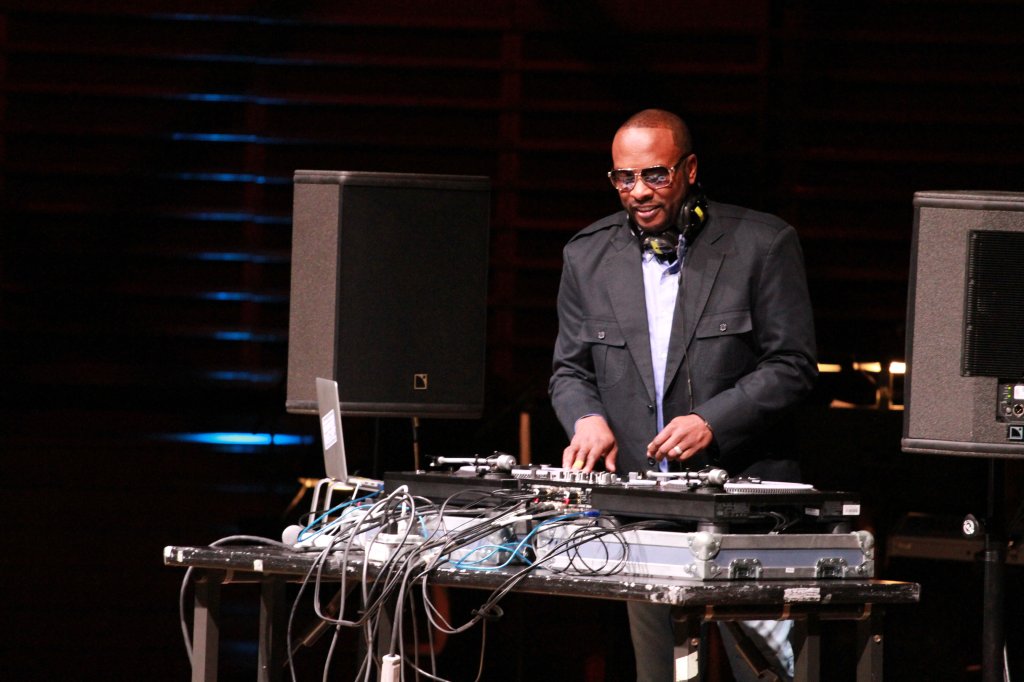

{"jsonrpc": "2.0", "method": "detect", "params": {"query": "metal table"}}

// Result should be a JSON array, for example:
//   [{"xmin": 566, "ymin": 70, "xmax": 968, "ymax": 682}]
[{"xmin": 164, "ymin": 544, "xmax": 919, "ymax": 682}]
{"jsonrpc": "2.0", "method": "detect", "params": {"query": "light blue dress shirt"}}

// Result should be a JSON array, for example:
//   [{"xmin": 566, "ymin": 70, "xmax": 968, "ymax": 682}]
[{"xmin": 641, "ymin": 242, "xmax": 683, "ymax": 471}]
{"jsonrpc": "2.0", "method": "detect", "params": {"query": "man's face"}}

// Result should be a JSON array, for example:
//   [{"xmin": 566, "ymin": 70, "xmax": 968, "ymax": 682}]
[{"xmin": 610, "ymin": 126, "xmax": 697, "ymax": 233}]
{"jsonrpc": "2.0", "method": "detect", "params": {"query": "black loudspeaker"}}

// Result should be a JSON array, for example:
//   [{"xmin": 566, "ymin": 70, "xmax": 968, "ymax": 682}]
[
  {"xmin": 903, "ymin": 190, "xmax": 1024, "ymax": 459},
  {"xmin": 286, "ymin": 171, "xmax": 491, "ymax": 418}
]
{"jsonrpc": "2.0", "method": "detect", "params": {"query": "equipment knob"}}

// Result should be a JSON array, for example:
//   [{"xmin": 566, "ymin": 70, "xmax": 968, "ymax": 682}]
[
  {"xmin": 704, "ymin": 468, "xmax": 730, "ymax": 486},
  {"xmin": 962, "ymin": 513, "xmax": 984, "ymax": 538}
]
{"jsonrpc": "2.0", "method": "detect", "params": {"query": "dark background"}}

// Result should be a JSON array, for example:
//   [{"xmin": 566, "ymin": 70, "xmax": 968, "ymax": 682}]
[{"xmin": 1, "ymin": 1, "xmax": 1022, "ymax": 680}]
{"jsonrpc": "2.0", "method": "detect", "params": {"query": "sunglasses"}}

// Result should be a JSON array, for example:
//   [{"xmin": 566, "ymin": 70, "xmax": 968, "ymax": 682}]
[{"xmin": 607, "ymin": 153, "xmax": 691, "ymax": 191}]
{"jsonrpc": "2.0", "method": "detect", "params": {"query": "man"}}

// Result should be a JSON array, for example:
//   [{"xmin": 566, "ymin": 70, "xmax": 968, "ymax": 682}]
[{"xmin": 549, "ymin": 109, "xmax": 818, "ymax": 680}]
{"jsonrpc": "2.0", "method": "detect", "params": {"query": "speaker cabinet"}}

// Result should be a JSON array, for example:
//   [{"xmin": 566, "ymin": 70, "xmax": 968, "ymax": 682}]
[
  {"xmin": 903, "ymin": 190, "xmax": 1024, "ymax": 458},
  {"xmin": 286, "ymin": 171, "xmax": 490, "ymax": 418}
]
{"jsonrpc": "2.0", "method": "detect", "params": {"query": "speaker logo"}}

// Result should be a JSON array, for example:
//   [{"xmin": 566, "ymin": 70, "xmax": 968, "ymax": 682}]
[
  {"xmin": 1008, "ymin": 425, "xmax": 1024, "ymax": 441},
  {"xmin": 414, "ymin": 374, "xmax": 428, "ymax": 390}
]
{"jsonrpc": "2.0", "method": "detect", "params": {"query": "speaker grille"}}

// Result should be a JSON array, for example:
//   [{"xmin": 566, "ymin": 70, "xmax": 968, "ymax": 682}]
[{"xmin": 962, "ymin": 230, "xmax": 1024, "ymax": 378}]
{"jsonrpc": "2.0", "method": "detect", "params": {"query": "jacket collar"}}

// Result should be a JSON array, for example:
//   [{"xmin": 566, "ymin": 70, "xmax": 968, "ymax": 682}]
[
  {"xmin": 664, "ymin": 211, "xmax": 727, "ymax": 391},
  {"xmin": 606, "ymin": 220, "xmax": 657, "ymax": 403}
]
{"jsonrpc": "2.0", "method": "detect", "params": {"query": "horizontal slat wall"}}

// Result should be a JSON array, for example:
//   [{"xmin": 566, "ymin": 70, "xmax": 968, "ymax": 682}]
[
  {"xmin": 0, "ymin": 0, "xmax": 779, "ymax": 422},
  {"xmin": 490, "ymin": 4, "xmax": 775, "ymax": 394},
  {"xmin": 7, "ymin": 2, "xmax": 1019, "ymax": 415},
  {"xmin": 2, "ymin": 2, "xmax": 1024, "ymax": 680},
  {"xmin": 771, "ymin": 1, "xmax": 1024, "ymax": 360},
  {"xmin": 0, "ymin": 7, "xmax": 773, "ymax": 679}
]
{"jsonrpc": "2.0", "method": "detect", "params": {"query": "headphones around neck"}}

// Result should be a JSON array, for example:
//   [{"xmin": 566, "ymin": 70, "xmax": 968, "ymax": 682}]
[
  {"xmin": 679, "ymin": 184, "xmax": 709, "ymax": 243},
  {"xmin": 634, "ymin": 185, "xmax": 709, "ymax": 264}
]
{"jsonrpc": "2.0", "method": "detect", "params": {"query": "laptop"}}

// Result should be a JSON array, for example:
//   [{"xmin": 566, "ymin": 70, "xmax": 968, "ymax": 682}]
[
  {"xmin": 315, "ymin": 377, "xmax": 349, "ymax": 481},
  {"xmin": 282, "ymin": 378, "xmax": 379, "ymax": 546},
  {"xmin": 315, "ymin": 377, "xmax": 382, "ymax": 489}
]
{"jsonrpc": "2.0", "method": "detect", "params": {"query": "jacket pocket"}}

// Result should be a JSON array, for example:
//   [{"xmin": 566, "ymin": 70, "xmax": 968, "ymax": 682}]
[
  {"xmin": 694, "ymin": 310, "xmax": 753, "ymax": 339},
  {"xmin": 581, "ymin": 319, "xmax": 628, "ymax": 388},
  {"xmin": 693, "ymin": 310, "xmax": 754, "ymax": 378}
]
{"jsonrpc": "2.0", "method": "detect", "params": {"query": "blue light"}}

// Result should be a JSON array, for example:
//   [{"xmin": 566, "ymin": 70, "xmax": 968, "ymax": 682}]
[
  {"xmin": 202, "ymin": 292, "xmax": 246, "ymax": 301},
  {"xmin": 194, "ymin": 252, "xmax": 288, "ymax": 264},
  {"xmin": 178, "ymin": 93, "xmax": 290, "ymax": 105},
  {"xmin": 212, "ymin": 330, "xmax": 284, "ymax": 343},
  {"xmin": 181, "ymin": 93, "xmax": 246, "ymax": 102},
  {"xmin": 205, "ymin": 371, "xmax": 281, "ymax": 384},
  {"xmin": 195, "ymin": 252, "xmax": 250, "ymax": 262},
  {"xmin": 199, "ymin": 291, "xmax": 287, "ymax": 303},
  {"xmin": 171, "ymin": 132, "xmax": 264, "ymax": 143},
  {"xmin": 178, "ymin": 211, "xmax": 290, "ymax": 225},
  {"xmin": 171, "ymin": 172, "xmax": 287, "ymax": 185},
  {"xmin": 166, "ymin": 432, "xmax": 312, "ymax": 447}
]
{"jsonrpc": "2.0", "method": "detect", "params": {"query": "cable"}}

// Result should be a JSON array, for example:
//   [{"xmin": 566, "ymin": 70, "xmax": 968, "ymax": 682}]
[
  {"xmin": 180, "ymin": 489, "xmax": 587, "ymax": 682},
  {"xmin": 292, "ymin": 486, "xmax": 423, "ymax": 682},
  {"xmin": 177, "ymin": 535, "xmax": 293, "ymax": 666},
  {"xmin": 297, "ymin": 488, "xmax": 383, "ymax": 544}
]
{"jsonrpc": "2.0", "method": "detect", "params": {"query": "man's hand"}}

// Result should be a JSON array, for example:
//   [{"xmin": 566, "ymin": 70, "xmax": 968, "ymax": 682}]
[
  {"xmin": 646, "ymin": 414, "xmax": 713, "ymax": 463},
  {"xmin": 562, "ymin": 415, "xmax": 618, "ymax": 473}
]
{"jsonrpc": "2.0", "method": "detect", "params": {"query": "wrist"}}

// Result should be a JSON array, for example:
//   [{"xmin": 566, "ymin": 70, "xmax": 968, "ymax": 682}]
[{"xmin": 574, "ymin": 413, "xmax": 604, "ymax": 431}]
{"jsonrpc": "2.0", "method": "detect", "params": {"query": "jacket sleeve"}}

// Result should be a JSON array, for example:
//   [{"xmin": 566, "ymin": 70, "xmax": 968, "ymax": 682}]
[{"xmin": 548, "ymin": 246, "xmax": 607, "ymax": 438}]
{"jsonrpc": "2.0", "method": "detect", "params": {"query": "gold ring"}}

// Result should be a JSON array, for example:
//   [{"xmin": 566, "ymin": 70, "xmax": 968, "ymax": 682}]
[
  {"xmin": 571, "ymin": 459, "xmax": 585, "ymax": 470},
  {"xmin": 671, "ymin": 445, "xmax": 683, "ymax": 456}
]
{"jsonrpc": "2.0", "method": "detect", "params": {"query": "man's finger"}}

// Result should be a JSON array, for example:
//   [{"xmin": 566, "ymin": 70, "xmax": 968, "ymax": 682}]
[
  {"xmin": 605, "ymin": 446, "xmax": 618, "ymax": 472},
  {"xmin": 562, "ymin": 444, "xmax": 579, "ymax": 469}
]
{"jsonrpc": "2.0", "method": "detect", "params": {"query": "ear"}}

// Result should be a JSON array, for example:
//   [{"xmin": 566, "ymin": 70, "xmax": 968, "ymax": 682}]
[{"xmin": 684, "ymin": 154, "xmax": 699, "ymax": 184}]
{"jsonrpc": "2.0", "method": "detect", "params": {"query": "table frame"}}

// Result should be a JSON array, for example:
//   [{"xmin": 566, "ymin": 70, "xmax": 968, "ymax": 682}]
[{"xmin": 164, "ymin": 544, "xmax": 918, "ymax": 682}]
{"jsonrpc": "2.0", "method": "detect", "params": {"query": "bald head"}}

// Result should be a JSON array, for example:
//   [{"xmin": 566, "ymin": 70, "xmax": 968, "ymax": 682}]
[
  {"xmin": 610, "ymin": 109, "xmax": 698, "ymax": 233},
  {"xmin": 617, "ymin": 109, "xmax": 692, "ymax": 154}
]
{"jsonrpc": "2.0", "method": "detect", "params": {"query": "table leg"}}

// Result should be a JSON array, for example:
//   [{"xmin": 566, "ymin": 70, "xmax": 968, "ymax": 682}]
[
  {"xmin": 258, "ymin": 576, "xmax": 287, "ymax": 682},
  {"xmin": 791, "ymin": 616, "xmax": 820, "ymax": 682},
  {"xmin": 671, "ymin": 611, "xmax": 702, "ymax": 682},
  {"xmin": 856, "ymin": 607, "xmax": 884, "ymax": 682},
  {"xmin": 192, "ymin": 572, "xmax": 222, "ymax": 682}
]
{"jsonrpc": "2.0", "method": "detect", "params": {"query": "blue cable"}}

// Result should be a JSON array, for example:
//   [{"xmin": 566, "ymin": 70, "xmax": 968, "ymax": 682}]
[
  {"xmin": 450, "ymin": 543, "xmax": 534, "ymax": 570},
  {"xmin": 297, "ymin": 489, "xmax": 382, "ymax": 542},
  {"xmin": 448, "ymin": 510, "xmax": 595, "ymax": 571}
]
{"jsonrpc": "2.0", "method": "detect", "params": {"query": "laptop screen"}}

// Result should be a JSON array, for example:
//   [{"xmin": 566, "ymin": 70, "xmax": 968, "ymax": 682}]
[{"xmin": 316, "ymin": 377, "xmax": 349, "ymax": 482}]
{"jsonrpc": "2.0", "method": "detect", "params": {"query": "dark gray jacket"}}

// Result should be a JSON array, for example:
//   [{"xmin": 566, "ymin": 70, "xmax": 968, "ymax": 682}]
[{"xmin": 549, "ymin": 201, "xmax": 818, "ymax": 476}]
